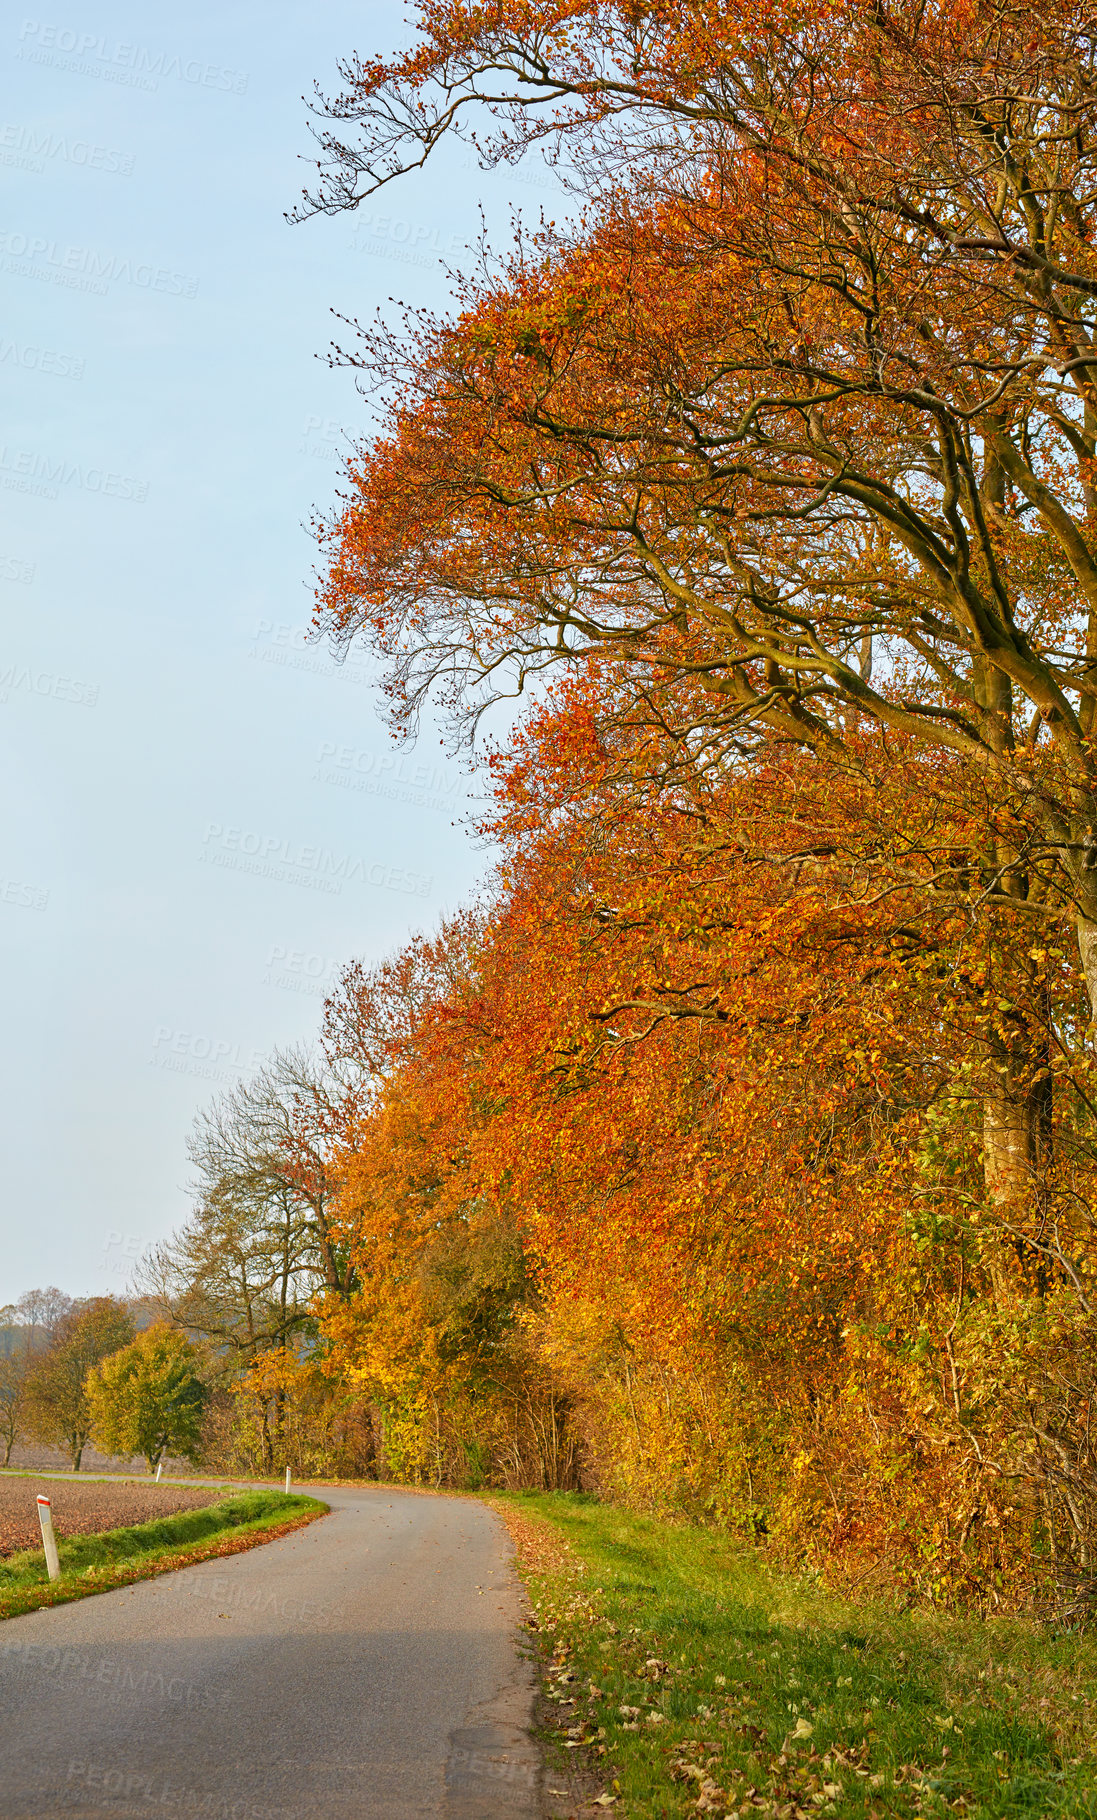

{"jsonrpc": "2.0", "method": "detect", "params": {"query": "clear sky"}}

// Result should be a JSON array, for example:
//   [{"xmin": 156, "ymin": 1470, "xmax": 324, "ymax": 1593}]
[{"xmin": 1, "ymin": 2, "xmax": 562, "ymax": 1297}]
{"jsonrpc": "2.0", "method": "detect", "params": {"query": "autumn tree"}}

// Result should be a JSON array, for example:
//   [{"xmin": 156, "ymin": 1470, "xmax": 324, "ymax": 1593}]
[
  {"xmin": 24, "ymin": 1297, "xmax": 135, "ymax": 1470},
  {"xmin": 5, "ymin": 1286, "xmax": 73, "ymax": 1343},
  {"xmin": 227, "ymin": 1345, "xmax": 374, "ymax": 1478},
  {"xmin": 132, "ymin": 1052, "xmax": 368, "ymax": 1475},
  {"xmin": 189, "ymin": 1047, "xmax": 356, "ymax": 1299},
  {"xmin": 300, "ymin": 663, "xmax": 1097, "ymax": 1596},
  {"xmin": 0, "ymin": 1289, "xmax": 75, "ymax": 1465},
  {"xmin": 319, "ymin": 913, "xmax": 581, "ymax": 1489},
  {"xmin": 298, "ymin": 0, "xmax": 1097, "ymax": 1220},
  {"xmin": 86, "ymin": 1324, "xmax": 206, "ymax": 1473},
  {"xmin": 139, "ymin": 1047, "xmax": 357, "ymax": 1370},
  {"xmin": 0, "ymin": 1351, "xmax": 26, "ymax": 1467}
]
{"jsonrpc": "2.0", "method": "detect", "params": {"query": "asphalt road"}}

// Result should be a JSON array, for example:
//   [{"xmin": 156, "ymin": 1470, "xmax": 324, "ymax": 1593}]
[{"xmin": 0, "ymin": 1486, "xmax": 541, "ymax": 1820}]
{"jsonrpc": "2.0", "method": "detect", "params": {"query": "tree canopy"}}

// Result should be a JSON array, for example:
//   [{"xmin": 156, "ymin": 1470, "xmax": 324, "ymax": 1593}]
[
  {"xmin": 24, "ymin": 1298, "xmax": 135, "ymax": 1471},
  {"xmin": 86, "ymin": 1324, "xmax": 206, "ymax": 1473},
  {"xmin": 302, "ymin": 0, "xmax": 1097, "ymax": 1011}
]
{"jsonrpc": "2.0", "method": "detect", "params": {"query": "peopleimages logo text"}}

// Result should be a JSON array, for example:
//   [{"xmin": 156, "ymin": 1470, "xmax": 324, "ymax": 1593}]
[
  {"xmin": 263, "ymin": 944, "xmax": 342, "ymax": 999},
  {"xmin": 151, "ymin": 1028, "xmax": 266, "ymax": 1072},
  {"xmin": 16, "ymin": 22, "xmax": 249, "ymax": 94},
  {"xmin": 200, "ymin": 824, "xmax": 432, "ymax": 899},
  {"xmin": 0, "ymin": 874, "xmax": 49, "ymax": 910},
  {"xmin": 0, "ymin": 229, "xmax": 198, "ymax": 298},
  {"xmin": 0, "ymin": 123, "xmax": 135, "ymax": 175},
  {"xmin": 0, "ymin": 338, "xmax": 84, "ymax": 379},
  {"xmin": 0, "ymin": 660, "xmax": 98, "ymax": 706},
  {"xmin": 0, "ymin": 446, "xmax": 148, "ymax": 503}
]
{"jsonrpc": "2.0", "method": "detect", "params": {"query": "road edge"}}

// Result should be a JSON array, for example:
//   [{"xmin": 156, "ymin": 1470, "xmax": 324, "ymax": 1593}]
[{"xmin": 0, "ymin": 1502, "xmax": 328, "ymax": 1623}]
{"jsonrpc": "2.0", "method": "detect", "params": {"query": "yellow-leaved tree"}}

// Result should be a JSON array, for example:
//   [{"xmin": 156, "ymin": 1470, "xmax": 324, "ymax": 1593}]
[{"xmin": 86, "ymin": 1324, "xmax": 206, "ymax": 1474}]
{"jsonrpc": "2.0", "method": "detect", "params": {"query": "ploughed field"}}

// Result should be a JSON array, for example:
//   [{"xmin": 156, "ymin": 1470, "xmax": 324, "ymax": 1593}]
[{"xmin": 0, "ymin": 1477, "xmax": 218, "ymax": 1556}]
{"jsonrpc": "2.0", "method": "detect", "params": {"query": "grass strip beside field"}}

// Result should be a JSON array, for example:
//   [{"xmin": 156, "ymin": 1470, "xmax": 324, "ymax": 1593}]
[
  {"xmin": 0, "ymin": 1490, "xmax": 327, "ymax": 1621},
  {"xmin": 492, "ymin": 1493, "xmax": 1097, "ymax": 1819}
]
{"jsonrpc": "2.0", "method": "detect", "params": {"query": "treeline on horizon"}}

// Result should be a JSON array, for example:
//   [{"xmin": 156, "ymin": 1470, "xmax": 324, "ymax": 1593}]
[{"xmin": 14, "ymin": 0, "xmax": 1097, "ymax": 1617}]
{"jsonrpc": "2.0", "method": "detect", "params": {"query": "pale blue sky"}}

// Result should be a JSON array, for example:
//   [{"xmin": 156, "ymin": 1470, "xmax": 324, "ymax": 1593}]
[{"xmin": 1, "ymin": 3, "xmax": 560, "ymax": 1294}]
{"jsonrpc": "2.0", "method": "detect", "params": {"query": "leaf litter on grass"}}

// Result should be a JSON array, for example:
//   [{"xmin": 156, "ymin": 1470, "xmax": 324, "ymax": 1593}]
[{"xmin": 491, "ymin": 1494, "xmax": 1097, "ymax": 1820}]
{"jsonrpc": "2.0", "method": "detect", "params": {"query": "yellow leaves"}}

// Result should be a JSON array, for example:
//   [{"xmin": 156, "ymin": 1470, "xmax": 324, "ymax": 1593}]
[
  {"xmin": 672, "ymin": 1758, "xmax": 708, "ymax": 1781},
  {"xmin": 309, "ymin": 660, "xmax": 1097, "ymax": 1601}
]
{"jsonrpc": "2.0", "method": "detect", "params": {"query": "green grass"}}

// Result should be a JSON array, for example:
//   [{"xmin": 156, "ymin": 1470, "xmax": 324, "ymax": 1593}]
[
  {"xmin": 495, "ymin": 1492, "xmax": 1097, "ymax": 1818},
  {"xmin": 0, "ymin": 1490, "xmax": 327, "ymax": 1620}
]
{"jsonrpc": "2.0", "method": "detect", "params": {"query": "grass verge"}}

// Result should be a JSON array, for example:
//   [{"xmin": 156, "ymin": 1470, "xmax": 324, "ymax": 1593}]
[
  {"xmin": 491, "ymin": 1492, "xmax": 1097, "ymax": 1819},
  {"xmin": 0, "ymin": 1490, "xmax": 327, "ymax": 1621}
]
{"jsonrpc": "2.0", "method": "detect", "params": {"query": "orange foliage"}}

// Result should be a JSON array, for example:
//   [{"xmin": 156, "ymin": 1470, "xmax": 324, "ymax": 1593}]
[
  {"xmin": 289, "ymin": 0, "xmax": 1097, "ymax": 1609},
  {"xmin": 309, "ymin": 686, "xmax": 1097, "ymax": 1605},
  {"xmin": 307, "ymin": 0, "xmax": 1097, "ymax": 1009}
]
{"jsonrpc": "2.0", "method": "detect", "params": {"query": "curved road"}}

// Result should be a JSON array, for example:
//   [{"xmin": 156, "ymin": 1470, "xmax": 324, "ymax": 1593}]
[{"xmin": 0, "ymin": 1487, "xmax": 541, "ymax": 1819}]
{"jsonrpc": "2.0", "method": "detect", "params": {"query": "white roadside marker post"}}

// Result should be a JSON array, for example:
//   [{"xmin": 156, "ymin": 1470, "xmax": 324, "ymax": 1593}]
[
  {"xmin": 284, "ymin": 1466, "xmax": 291, "ymax": 1494},
  {"xmin": 36, "ymin": 1495, "xmax": 60, "ymax": 1581},
  {"xmin": 155, "ymin": 1459, "xmax": 163, "ymax": 1482}
]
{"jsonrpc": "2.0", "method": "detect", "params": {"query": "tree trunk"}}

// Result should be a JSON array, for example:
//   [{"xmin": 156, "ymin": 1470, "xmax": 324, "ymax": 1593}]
[
  {"xmin": 1077, "ymin": 914, "xmax": 1097, "ymax": 1019},
  {"xmin": 983, "ymin": 1022, "xmax": 1052, "ymax": 1296},
  {"xmin": 983, "ymin": 1079, "xmax": 1044, "ymax": 1211}
]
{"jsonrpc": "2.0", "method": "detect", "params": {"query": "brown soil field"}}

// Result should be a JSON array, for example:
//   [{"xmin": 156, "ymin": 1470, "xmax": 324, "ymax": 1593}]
[
  {"xmin": 0, "ymin": 1477, "xmax": 220, "ymax": 1557},
  {"xmin": 4, "ymin": 1442, "xmax": 191, "ymax": 1475}
]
